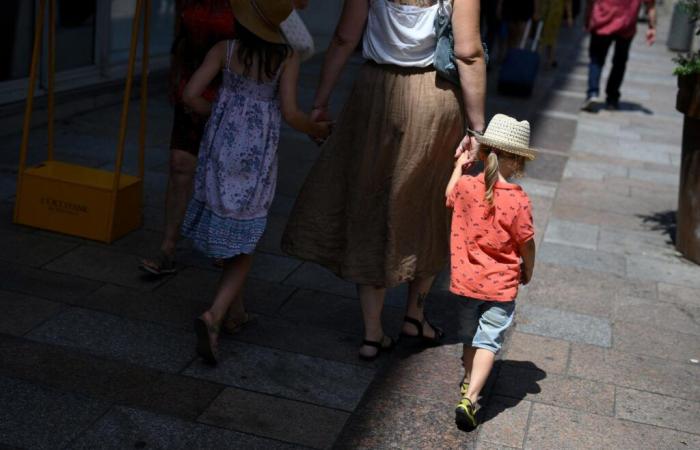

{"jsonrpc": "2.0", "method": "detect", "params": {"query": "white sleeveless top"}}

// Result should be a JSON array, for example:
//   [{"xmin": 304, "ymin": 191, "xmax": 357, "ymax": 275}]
[{"xmin": 362, "ymin": 0, "xmax": 451, "ymax": 67}]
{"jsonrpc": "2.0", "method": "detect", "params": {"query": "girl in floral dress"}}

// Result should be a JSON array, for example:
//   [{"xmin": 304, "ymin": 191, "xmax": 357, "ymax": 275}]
[{"xmin": 181, "ymin": 0, "xmax": 330, "ymax": 364}]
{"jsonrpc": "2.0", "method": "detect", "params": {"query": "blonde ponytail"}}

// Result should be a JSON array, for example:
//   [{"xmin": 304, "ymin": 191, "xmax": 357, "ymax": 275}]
[{"xmin": 484, "ymin": 151, "xmax": 499, "ymax": 207}]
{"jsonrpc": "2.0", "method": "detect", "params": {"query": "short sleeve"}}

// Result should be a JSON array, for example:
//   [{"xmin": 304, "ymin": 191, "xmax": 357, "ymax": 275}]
[{"xmin": 511, "ymin": 195, "xmax": 534, "ymax": 245}]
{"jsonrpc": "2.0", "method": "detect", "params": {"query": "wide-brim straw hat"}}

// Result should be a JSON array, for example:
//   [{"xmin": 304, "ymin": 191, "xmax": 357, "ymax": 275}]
[
  {"xmin": 469, "ymin": 114, "xmax": 537, "ymax": 161},
  {"xmin": 229, "ymin": 0, "xmax": 293, "ymax": 44}
]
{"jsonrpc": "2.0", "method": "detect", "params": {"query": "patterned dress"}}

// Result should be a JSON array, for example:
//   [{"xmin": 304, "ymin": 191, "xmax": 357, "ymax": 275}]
[{"xmin": 182, "ymin": 40, "xmax": 281, "ymax": 258}]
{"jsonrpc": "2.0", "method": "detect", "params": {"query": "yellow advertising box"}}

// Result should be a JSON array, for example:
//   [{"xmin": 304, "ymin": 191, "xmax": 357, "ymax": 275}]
[
  {"xmin": 15, "ymin": 161, "xmax": 142, "ymax": 242},
  {"xmin": 13, "ymin": 0, "xmax": 151, "ymax": 243}
]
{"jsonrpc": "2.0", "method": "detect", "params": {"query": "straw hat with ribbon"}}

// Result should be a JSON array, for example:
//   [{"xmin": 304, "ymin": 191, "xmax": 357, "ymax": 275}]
[
  {"xmin": 469, "ymin": 114, "xmax": 537, "ymax": 161},
  {"xmin": 229, "ymin": 0, "xmax": 293, "ymax": 44}
]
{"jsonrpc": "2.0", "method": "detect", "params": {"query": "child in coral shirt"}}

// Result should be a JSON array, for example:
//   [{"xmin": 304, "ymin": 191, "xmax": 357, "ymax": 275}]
[{"xmin": 445, "ymin": 114, "xmax": 537, "ymax": 430}]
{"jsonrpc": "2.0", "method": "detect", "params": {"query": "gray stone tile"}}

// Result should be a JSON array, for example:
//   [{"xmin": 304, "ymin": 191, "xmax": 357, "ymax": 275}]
[
  {"xmin": 615, "ymin": 388, "xmax": 700, "ymax": 435},
  {"xmin": 335, "ymin": 382, "xmax": 477, "ymax": 450},
  {"xmin": 199, "ymin": 387, "xmax": 349, "ymax": 449},
  {"xmin": 628, "ymin": 167, "xmax": 679, "ymax": 186},
  {"xmin": 283, "ymin": 262, "xmax": 357, "ymax": 299},
  {"xmin": 538, "ymin": 242, "xmax": 626, "ymax": 277},
  {"xmin": 0, "ymin": 376, "xmax": 110, "ymax": 450},
  {"xmin": 550, "ymin": 202, "xmax": 657, "ymax": 234},
  {"xmin": 278, "ymin": 289, "xmax": 403, "ymax": 337},
  {"xmin": 626, "ymin": 255, "xmax": 700, "ymax": 289},
  {"xmin": 184, "ymin": 340, "xmax": 374, "ymax": 411},
  {"xmin": 70, "ymin": 406, "xmax": 298, "ymax": 450},
  {"xmin": 569, "ymin": 344, "xmax": 700, "ymax": 402},
  {"xmin": 27, "ymin": 307, "xmax": 195, "ymax": 372},
  {"xmin": 502, "ymin": 332, "xmax": 570, "ymax": 375},
  {"xmin": 612, "ymin": 321, "xmax": 700, "ymax": 364},
  {"xmin": 0, "ymin": 290, "xmax": 65, "ymax": 336},
  {"xmin": 657, "ymin": 283, "xmax": 700, "ymax": 308},
  {"xmin": 0, "ymin": 229, "xmax": 77, "ymax": 267},
  {"xmin": 514, "ymin": 178, "xmax": 557, "ymax": 199},
  {"xmin": 44, "ymin": 245, "xmax": 170, "ymax": 291},
  {"xmin": 563, "ymin": 159, "xmax": 628, "ymax": 181},
  {"xmin": 0, "ymin": 335, "xmax": 223, "ymax": 421},
  {"xmin": 478, "ymin": 396, "xmax": 531, "ymax": 449},
  {"xmin": 249, "ymin": 251, "xmax": 303, "ymax": 283},
  {"xmin": 522, "ymin": 152, "xmax": 568, "ymax": 183},
  {"xmin": 517, "ymin": 304, "xmax": 612, "ymax": 347},
  {"xmin": 230, "ymin": 314, "xmax": 374, "ymax": 367},
  {"xmin": 155, "ymin": 267, "xmax": 295, "ymax": 316},
  {"xmin": 559, "ymin": 176, "xmax": 631, "ymax": 196},
  {"xmin": 543, "ymin": 219, "xmax": 599, "ymax": 250},
  {"xmin": 0, "ymin": 261, "xmax": 103, "ymax": 303},
  {"xmin": 494, "ymin": 364, "xmax": 615, "ymax": 416},
  {"xmin": 556, "ymin": 186, "xmax": 670, "ymax": 217},
  {"xmin": 525, "ymin": 403, "xmax": 700, "ymax": 450},
  {"xmin": 524, "ymin": 262, "xmax": 655, "ymax": 316},
  {"xmin": 613, "ymin": 295, "xmax": 700, "ymax": 336},
  {"xmin": 598, "ymin": 227, "xmax": 680, "ymax": 259}
]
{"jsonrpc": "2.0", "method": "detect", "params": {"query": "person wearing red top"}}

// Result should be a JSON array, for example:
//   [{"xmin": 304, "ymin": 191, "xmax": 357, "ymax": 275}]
[
  {"xmin": 445, "ymin": 114, "xmax": 537, "ymax": 431},
  {"xmin": 141, "ymin": 0, "xmax": 236, "ymax": 277},
  {"xmin": 581, "ymin": 0, "xmax": 656, "ymax": 111}
]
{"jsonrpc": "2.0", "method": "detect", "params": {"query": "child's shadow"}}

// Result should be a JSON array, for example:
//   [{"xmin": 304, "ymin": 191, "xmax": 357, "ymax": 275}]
[{"xmin": 477, "ymin": 360, "xmax": 546, "ymax": 425}]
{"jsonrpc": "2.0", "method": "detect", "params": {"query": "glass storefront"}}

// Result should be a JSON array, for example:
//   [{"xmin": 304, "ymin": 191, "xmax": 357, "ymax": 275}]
[{"xmin": 0, "ymin": 0, "xmax": 173, "ymax": 103}]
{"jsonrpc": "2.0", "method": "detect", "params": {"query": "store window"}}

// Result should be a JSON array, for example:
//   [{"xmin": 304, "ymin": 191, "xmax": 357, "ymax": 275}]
[
  {"xmin": 0, "ymin": 0, "xmax": 173, "ymax": 104},
  {"xmin": 110, "ymin": 0, "xmax": 174, "ymax": 63}
]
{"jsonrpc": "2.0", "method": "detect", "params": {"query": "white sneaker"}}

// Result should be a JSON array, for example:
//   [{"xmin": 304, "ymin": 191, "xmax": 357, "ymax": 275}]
[{"xmin": 581, "ymin": 95, "xmax": 599, "ymax": 112}]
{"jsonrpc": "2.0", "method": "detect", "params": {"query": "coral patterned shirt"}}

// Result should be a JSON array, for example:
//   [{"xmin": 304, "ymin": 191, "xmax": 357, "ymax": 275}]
[{"xmin": 447, "ymin": 173, "xmax": 534, "ymax": 302}]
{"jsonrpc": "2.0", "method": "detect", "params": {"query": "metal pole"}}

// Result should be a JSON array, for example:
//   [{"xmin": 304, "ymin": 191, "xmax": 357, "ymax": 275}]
[
  {"xmin": 107, "ymin": 0, "xmax": 143, "ymax": 239},
  {"xmin": 47, "ymin": 0, "xmax": 56, "ymax": 161},
  {"xmin": 14, "ymin": 0, "xmax": 47, "ymax": 223}
]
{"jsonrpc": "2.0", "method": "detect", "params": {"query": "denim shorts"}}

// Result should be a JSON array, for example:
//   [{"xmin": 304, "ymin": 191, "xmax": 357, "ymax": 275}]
[{"xmin": 458, "ymin": 298, "xmax": 515, "ymax": 354}]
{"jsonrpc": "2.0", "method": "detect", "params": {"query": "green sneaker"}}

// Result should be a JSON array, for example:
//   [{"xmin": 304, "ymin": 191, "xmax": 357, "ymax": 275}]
[
  {"xmin": 459, "ymin": 380, "xmax": 470, "ymax": 398},
  {"xmin": 455, "ymin": 397, "xmax": 478, "ymax": 430}
]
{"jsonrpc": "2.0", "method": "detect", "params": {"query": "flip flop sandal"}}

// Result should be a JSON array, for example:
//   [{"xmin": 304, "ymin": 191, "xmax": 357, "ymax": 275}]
[
  {"xmin": 400, "ymin": 315, "xmax": 445, "ymax": 346},
  {"xmin": 194, "ymin": 316, "xmax": 219, "ymax": 365},
  {"xmin": 221, "ymin": 312, "xmax": 255, "ymax": 335},
  {"xmin": 359, "ymin": 336, "xmax": 396, "ymax": 362},
  {"xmin": 140, "ymin": 251, "xmax": 177, "ymax": 276}
]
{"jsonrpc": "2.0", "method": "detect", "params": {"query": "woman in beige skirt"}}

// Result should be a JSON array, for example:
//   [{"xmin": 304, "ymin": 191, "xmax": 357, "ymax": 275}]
[{"xmin": 282, "ymin": 0, "xmax": 487, "ymax": 360}]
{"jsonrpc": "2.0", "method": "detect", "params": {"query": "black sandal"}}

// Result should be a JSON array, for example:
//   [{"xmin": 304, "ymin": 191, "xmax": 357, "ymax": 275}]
[
  {"xmin": 359, "ymin": 336, "xmax": 396, "ymax": 361},
  {"xmin": 400, "ymin": 316, "xmax": 444, "ymax": 345}
]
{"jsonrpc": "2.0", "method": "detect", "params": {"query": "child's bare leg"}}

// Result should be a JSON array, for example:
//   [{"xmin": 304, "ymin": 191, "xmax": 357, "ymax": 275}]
[
  {"xmin": 204, "ymin": 254, "xmax": 253, "ymax": 326},
  {"xmin": 465, "ymin": 348, "xmax": 496, "ymax": 404},
  {"xmin": 461, "ymin": 345, "xmax": 477, "ymax": 383}
]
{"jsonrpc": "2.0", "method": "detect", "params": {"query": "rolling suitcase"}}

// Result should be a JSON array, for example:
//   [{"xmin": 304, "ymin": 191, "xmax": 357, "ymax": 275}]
[{"xmin": 498, "ymin": 20, "xmax": 543, "ymax": 97}]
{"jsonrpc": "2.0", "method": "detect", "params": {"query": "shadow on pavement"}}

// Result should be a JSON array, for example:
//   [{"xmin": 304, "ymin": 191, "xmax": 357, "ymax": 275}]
[{"xmin": 638, "ymin": 210, "xmax": 677, "ymax": 245}]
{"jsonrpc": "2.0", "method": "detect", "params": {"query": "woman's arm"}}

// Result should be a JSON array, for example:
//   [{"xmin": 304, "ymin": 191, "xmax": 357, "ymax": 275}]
[
  {"xmin": 311, "ymin": 0, "xmax": 369, "ymax": 119},
  {"xmin": 452, "ymin": 0, "xmax": 486, "ymax": 157},
  {"xmin": 280, "ymin": 52, "xmax": 332, "ymax": 139},
  {"xmin": 182, "ymin": 41, "xmax": 226, "ymax": 116}
]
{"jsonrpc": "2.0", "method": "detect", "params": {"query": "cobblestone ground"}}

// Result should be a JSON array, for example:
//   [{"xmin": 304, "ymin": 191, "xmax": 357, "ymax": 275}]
[{"xmin": 0, "ymin": 5, "xmax": 698, "ymax": 449}]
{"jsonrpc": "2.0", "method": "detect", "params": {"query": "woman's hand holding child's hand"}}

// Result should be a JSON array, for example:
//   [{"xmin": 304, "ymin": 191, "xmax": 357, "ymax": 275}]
[{"xmin": 312, "ymin": 121, "xmax": 334, "ymax": 141}]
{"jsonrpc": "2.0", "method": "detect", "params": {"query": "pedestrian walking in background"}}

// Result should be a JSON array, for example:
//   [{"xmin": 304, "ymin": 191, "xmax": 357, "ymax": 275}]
[
  {"xmin": 181, "ymin": 0, "xmax": 331, "ymax": 365},
  {"xmin": 581, "ymin": 0, "xmax": 656, "ymax": 111},
  {"xmin": 445, "ymin": 114, "xmax": 537, "ymax": 430},
  {"xmin": 281, "ymin": 0, "xmax": 487, "ymax": 361},
  {"xmin": 140, "ymin": 0, "xmax": 236, "ymax": 276},
  {"xmin": 535, "ymin": 0, "xmax": 573, "ymax": 68}
]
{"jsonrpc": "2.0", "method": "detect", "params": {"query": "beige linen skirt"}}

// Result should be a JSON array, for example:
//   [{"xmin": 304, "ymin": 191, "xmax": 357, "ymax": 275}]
[{"xmin": 282, "ymin": 62, "xmax": 464, "ymax": 287}]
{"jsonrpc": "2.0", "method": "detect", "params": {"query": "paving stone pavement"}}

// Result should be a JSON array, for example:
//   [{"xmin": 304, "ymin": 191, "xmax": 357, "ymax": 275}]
[{"xmin": 1, "ymin": 5, "xmax": 699, "ymax": 450}]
